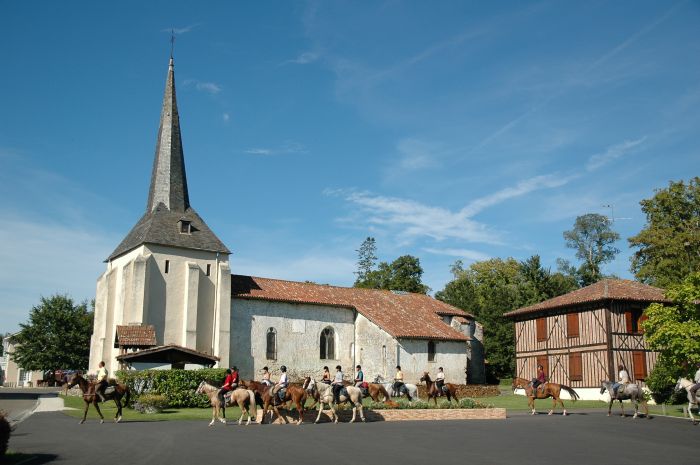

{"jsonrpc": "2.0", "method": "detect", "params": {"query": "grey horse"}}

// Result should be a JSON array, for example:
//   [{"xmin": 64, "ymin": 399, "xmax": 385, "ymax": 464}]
[
  {"xmin": 373, "ymin": 375, "xmax": 418, "ymax": 402},
  {"xmin": 674, "ymin": 377, "xmax": 699, "ymax": 425},
  {"xmin": 600, "ymin": 381, "xmax": 650, "ymax": 419}
]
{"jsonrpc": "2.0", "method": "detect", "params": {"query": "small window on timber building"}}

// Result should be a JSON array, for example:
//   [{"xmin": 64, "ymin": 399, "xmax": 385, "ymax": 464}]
[
  {"xmin": 164, "ymin": 260, "xmax": 170, "ymax": 274},
  {"xmin": 179, "ymin": 220, "xmax": 192, "ymax": 234},
  {"xmin": 566, "ymin": 313, "xmax": 580, "ymax": 338},
  {"xmin": 536, "ymin": 317, "xmax": 547, "ymax": 342},
  {"xmin": 569, "ymin": 353, "xmax": 583, "ymax": 381},
  {"xmin": 428, "ymin": 340, "xmax": 436, "ymax": 362},
  {"xmin": 633, "ymin": 351, "xmax": 647, "ymax": 380},
  {"xmin": 206, "ymin": 264, "xmax": 211, "ymax": 276},
  {"xmin": 625, "ymin": 309, "xmax": 647, "ymax": 334}
]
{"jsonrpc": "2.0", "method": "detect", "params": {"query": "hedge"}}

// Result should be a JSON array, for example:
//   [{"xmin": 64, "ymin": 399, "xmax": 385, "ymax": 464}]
[{"xmin": 116, "ymin": 368, "xmax": 227, "ymax": 408}]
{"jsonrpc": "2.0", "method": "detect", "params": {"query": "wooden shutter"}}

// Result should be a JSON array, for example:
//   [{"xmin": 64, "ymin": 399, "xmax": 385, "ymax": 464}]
[
  {"xmin": 569, "ymin": 353, "xmax": 582, "ymax": 381},
  {"xmin": 625, "ymin": 311, "xmax": 634, "ymax": 333},
  {"xmin": 537, "ymin": 355, "xmax": 549, "ymax": 378},
  {"xmin": 633, "ymin": 351, "xmax": 647, "ymax": 380},
  {"xmin": 566, "ymin": 313, "xmax": 580, "ymax": 338},
  {"xmin": 536, "ymin": 317, "xmax": 547, "ymax": 342}
]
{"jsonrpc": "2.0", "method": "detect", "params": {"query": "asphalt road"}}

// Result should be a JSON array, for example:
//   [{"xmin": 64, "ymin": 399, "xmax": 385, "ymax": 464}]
[
  {"xmin": 0, "ymin": 389, "xmax": 61, "ymax": 424},
  {"xmin": 8, "ymin": 410, "xmax": 697, "ymax": 465}
]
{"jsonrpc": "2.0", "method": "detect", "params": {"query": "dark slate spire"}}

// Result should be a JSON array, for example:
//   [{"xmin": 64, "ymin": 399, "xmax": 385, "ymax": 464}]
[
  {"xmin": 146, "ymin": 57, "xmax": 190, "ymax": 213},
  {"xmin": 107, "ymin": 57, "xmax": 230, "ymax": 261}
]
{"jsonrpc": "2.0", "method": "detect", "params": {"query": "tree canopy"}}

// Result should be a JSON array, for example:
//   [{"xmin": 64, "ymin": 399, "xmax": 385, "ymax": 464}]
[
  {"xmin": 435, "ymin": 256, "xmax": 578, "ymax": 380},
  {"xmin": 355, "ymin": 254, "xmax": 430, "ymax": 294},
  {"xmin": 629, "ymin": 177, "xmax": 700, "ymax": 289},
  {"xmin": 563, "ymin": 213, "xmax": 620, "ymax": 286},
  {"xmin": 9, "ymin": 295, "xmax": 93, "ymax": 373},
  {"xmin": 354, "ymin": 237, "xmax": 378, "ymax": 284}
]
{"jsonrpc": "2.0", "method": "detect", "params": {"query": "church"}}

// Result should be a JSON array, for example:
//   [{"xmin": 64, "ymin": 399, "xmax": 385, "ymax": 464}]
[{"xmin": 88, "ymin": 56, "xmax": 486, "ymax": 385}]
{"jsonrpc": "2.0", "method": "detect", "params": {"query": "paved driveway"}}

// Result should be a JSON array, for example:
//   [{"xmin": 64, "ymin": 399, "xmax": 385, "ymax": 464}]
[{"xmin": 9, "ymin": 411, "xmax": 697, "ymax": 465}]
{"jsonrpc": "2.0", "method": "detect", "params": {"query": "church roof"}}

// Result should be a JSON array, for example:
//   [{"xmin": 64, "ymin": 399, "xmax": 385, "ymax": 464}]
[
  {"xmin": 231, "ymin": 275, "xmax": 472, "ymax": 342},
  {"xmin": 503, "ymin": 279, "xmax": 668, "ymax": 318},
  {"xmin": 107, "ymin": 57, "xmax": 229, "ymax": 261}
]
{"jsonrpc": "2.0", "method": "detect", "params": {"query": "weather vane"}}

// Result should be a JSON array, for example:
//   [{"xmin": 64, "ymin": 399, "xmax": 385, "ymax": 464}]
[{"xmin": 170, "ymin": 29, "xmax": 175, "ymax": 58}]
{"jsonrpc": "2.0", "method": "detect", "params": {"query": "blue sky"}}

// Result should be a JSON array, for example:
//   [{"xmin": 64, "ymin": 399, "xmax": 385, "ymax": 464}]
[{"xmin": 2, "ymin": 1, "xmax": 699, "ymax": 332}]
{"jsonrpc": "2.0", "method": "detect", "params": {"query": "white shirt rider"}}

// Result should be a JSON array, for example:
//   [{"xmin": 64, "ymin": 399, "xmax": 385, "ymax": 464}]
[{"xmin": 618, "ymin": 368, "xmax": 630, "ymax": 384}]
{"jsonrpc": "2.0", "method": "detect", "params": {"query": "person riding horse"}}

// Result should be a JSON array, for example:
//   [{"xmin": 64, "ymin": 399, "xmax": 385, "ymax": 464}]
[
  {"xmin": 218, "ymin": 368, "xmax": 235, "ymax": 407},
  {"xmin": 322, "ymin": 366, "xmax": 332, "ymax": 384},
  {"xmin": 95, "ymin": 361, "xmax": 108, "ymax": 402},
  {"xmin": 354, "ymin": 365, "xmax": 364, "ymax": 387},
  {"xmin": 689, "ymin": 362, "xmax": 700, "ymax": 400},
  {"xmin": 272, "ymin": 365, "xmax": 289, "ymax": 404},
  {"xmin": 332, "ymin": 365, "xmax": 345, "ymax": 404},
  {"xmin": 393, "ymin": 365, "xmax": 405, "ymax": 397},
  {"xmin": 532, "ymin": 364, "xmax": 546, "ymax": 394},
  {"xmin": 435, "ymin": 367, "xmax": 446, "ymax": 393},
  {"xmin": 611, "ymin": 364, "xmax": 630, "ymax": 399},
  {"xmin": 260, "ymin": 366, "xmax": 272, "ymax": 386}
]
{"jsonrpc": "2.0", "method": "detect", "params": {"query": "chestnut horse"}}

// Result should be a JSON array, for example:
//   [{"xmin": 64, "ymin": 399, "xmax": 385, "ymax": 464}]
[
  {"xmin": 195, "ymin": 381, "xmax": 257, "ymax": 426},
  {"xmin": 67, "ymin": 373, "xmax": 130, "ymax": 424},
  {"xmin": 512, "ymin": 377, "xmax": 579, "ymax": 416},
  {"xmin": 241, "ymin": 379, "xmax": 307, "ymax": 425},
  {"xmin": 420, "ymin": 372, "xmax": 459, "ymax": 406}
]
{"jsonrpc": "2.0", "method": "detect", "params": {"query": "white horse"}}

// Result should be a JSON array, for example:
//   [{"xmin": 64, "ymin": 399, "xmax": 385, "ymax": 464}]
[
  {"xmin": 675, "ymin": 377, "xmax": 699, "ymax": 425},
  {"xmin": 196, "ymin": 381, "xmax": 257, "ymax": 426},
  {"xmin": 599, "ymin": 381, "xmax": 649, "ymax": 419},
  {"xmin": 304, "ymin": 377, "xmax": 365, "ymax": 424},
  {"xmin": 373, "ymin": 374, "xmax": 418, "ymax": 402}
]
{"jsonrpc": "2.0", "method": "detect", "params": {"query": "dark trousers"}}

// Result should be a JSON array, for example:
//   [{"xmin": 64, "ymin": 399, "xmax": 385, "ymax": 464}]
[
  {"xmin": 332, "ymin": 384, "xmax": 342, "ymax": 403},
  {"xmin": 96, "ymin": 380, "xmax": 108, "ymax": 401},
  {"xmin": 218, "ymin": 389, "xmax": 229, "ymax": 409},
  {"xmin": 436, "ymin": 380, "xmax": 444, "ymax": 391},
  {"xmin": 393, "ymin": 381, "xmax": 404, "ymax": 395}
]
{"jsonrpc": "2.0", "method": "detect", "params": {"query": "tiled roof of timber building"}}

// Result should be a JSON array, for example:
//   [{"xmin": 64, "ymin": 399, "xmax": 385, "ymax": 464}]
[
  {"xmin": 504, "ymin": 279, "xmax": 668, "ymax": 318},
  {"xmin": 231, "ymin": 275, "xmax": 472, "ymax": 342},
  {"xmin": 114, "ymin": 325, "xmax": 157, "ymax": 348}
]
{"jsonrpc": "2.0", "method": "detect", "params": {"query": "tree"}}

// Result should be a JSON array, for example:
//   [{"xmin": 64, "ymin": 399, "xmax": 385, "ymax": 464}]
[
  {"xmin": 563, "ymin": 213, "xmax": 620, "ymax": 286},
  {"xmin": 642, "ymin": 272, "xmax": 700, "ymax": 370},
  {"xmin": 436, "ymin": 255, "xmax": 579, "ymax": 381},
  {"xmin": 354, "ymin": 237, "xmax": 378, "ymax": 284},
  {"xmin": 9, "ymin": 295, "xmax": 93, "ymax": 374},
  {"xmin": 629, "ymin": 177, "xmax": 700, "ymax": 289},
  {"xmin": 356, "ymin": 255, "xmax": 430, "ymax": 294}
]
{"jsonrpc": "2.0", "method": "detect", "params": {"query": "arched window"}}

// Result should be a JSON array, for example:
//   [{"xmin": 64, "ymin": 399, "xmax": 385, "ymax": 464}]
[
  {"xmin": 266, "ymin": 328, "xmax": 277, "ymax": 360},
  {"xmin": 428, "ymin": 340, "xmax": 436, "ymax": 362},
  {"xmin": 320, "ymin": 326, "xmax": 335, "ymax": 360}
]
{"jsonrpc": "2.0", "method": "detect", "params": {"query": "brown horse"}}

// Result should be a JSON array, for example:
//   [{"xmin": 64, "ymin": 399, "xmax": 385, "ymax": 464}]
[
  {"xmin": 195, "ymin": 381, "xmax": 257, "ymax": 426},
  {"xmin": 420, "ymin": 372, "xmax": 459, "ymax": 406},
  {"xmin": 512, "ymin": 377, "xmax": 579, "ymax": 416},
  {"xmin": 241, "ymin": 379, "xmax": 307, "ymax": 424},
  {"xmin": 68, "ymin": 373, "xmax": 130, "ymax": 424}
]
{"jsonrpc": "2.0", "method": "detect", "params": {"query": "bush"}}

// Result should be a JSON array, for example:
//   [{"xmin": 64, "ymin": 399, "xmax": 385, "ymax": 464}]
[
  {"xmin": 133, "ymin": 394, "xmax": 168, "ymax": 414},
  {"xmin": 0, "ymin": 411, "xmax": 11, "ymax": 457},
  {"xmin": 116, "ymin": 368, "xmax": 227, "ymax": 408},
  {"xmin": 365, "ymin": 398, "xmax": 489, "ymax": 410},
  {"xmin": 644, "ymin": 357, "xmax": 688, "ymax": 405}
]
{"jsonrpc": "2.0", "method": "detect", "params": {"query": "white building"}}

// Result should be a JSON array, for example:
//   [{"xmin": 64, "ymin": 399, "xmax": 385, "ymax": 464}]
[
  {"xmin": 89, "ymin": 56, "xmax": 485, "ymax": 385},
  {"xmin": 1, "ymin": 336, "xmax": 43, "ymax": 387}
]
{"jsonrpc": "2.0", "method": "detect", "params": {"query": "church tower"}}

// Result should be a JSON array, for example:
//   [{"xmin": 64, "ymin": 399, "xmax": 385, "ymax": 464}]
[{"xmin": 89, "ymin": 57, "xmax": 231, "ymax": 373}]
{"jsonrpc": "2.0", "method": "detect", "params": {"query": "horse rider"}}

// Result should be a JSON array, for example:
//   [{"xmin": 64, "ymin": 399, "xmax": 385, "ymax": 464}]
[
  {"xmin": 230, "ymin": 366, "xmax": 240, "ymax": 390},
  {"xmin": 435, "ymin": 367, "xmax": 446, "ymax": 393},
  {"xmin": 260, "ymin": 366, "xmax": 272, "ymax": 386},
  {"xmin": 612, "ymin": 364, "xmax": 630, "ymax": 398},
  {"xmin": 532, "ymin": 364, "xmax": 546, "ymax": 394},
  {"xmin": 393, "ymin": 365, "xmax": 405, "ymax": 397},
  {"xmin": 273, "ymin": 365, "xmax": 289, "ymax": 403},
  {"xmin": 689, "ymin": 362, "xmax": 700, "ymax": 400},
  {"xmin": 322, "ymin": 366, "xmax": 332, "ymax": 384},
  {"xmin": 95, "ymin": 361, "xmax": 108, "ymax": 402},
  {"xmin": 218, "ymin": 368, "xmax": 235, "ymax": 406},
  {"xmin": 354, "ymin": 365, "xmax": 364, "ymax": 387},
  {"xmin": 332, "ymin": 365, "xmax": 344, "ymax": 404}
]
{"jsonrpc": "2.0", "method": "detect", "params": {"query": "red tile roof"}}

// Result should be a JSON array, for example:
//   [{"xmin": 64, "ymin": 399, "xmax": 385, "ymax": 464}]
[
  {"xmin": 231, "ymin": 275, "xmax": 472, "ymax": 342},
  {"xmin": 504, "ymin": 279, "xmax": 668, "ymax": 318},
  {"xmin": 114, "ymin": 325, "xmax": 157, "ymax": 348}
]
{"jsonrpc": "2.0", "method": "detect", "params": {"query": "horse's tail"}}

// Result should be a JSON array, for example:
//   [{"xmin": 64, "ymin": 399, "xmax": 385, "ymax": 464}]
[
  {"xmin": 248, "ymin": 389, "xmax": 257, "ymax": 421},
  {"xmin": 379, "ymin": 385, "xmax": 391, "ymax": 402},
  {"xmin": 560, "ymin": 384, "xmax": 580, "ymax": 401}
]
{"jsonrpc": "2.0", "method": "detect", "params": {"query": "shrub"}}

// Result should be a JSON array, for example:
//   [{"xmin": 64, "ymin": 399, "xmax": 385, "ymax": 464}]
[
  {"xmin": 116, "ymin": 368, "xmax": 227, "ymax": 408},
  {"xmin": 133, "ymin": 394, "xmax": 168, "ymax": 414},
  {"xmin": 644, "ymin": 356, "xmax": 688, "ymax": 405},
  {"xmin": 0, "ymin": 411, "xmax": 11, "ymax": 457}
]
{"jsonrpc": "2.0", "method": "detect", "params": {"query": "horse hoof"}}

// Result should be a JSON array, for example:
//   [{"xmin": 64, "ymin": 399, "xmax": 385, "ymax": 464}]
[
  {"xmin": 100, "ymin": 420, "xmax": 104, "ymax": 424},
  {"xmin": 79, "ymin": 420, "xmax": 85, "ymax": 425},
  {"xmin": 562, "ymin": 411, "xmax": 567, "ymax": 416},
  {"xmin": 548, "ymin": 411, "xmax": 553, "ymax": 416}
]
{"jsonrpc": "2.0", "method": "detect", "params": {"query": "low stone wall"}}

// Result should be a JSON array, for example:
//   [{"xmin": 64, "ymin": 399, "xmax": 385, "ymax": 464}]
[{"xmin": 256, "ymin": 407, "xmax": 506, "ymax": 424}]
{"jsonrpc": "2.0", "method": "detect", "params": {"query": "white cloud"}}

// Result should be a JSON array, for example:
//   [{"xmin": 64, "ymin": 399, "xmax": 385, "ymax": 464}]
[
  {"xmin": 423, "ymin": 248, "xmax": 491, "ymax": 261},
  {"xmin": 183, "ymin": 79, "xmax": 222, "ymax": 94},
  {"xmin": 244, "ymin": 141, "xmax": 307, "ymax": 156},
  {"xmin": 162, "ymin": 24, "xmax": 201, "ymax": 35},
  {"xmin": 395, "ymin": 138, "xmax": 439, "ymax": 171},
  {"xmin": 586, "ymin": 137, "xmax": 648, "ymax": 171},
  {"xmin": 222, "ymin": 113, "xmax": 230, "ymax": 123},
  {"xmin": 282, "ymin": 51, "xmax": 321, "ymax": 65},
  {"xmin": 234, "ymin": 253, "xmax": 356, "ymax": 286}
]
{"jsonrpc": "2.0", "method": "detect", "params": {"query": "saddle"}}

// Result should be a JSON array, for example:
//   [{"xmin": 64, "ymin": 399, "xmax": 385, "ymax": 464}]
[
  {"xmin": 104, "ymin": 386, "xmax": 116, "ymax": 396},
  {"xmin": 339, "ymin": 386, "xmax": 349, "ymax": 400},
  {"xmin": 441, "ymin": 385, "xmax": 449, "ymax": 394}
]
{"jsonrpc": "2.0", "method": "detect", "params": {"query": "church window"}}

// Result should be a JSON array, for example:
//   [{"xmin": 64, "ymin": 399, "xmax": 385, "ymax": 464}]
[
  {"xmin": 179, "ymin": 220, "xmax": 192, "ymax": 234},
  {"xmin": 165, "ymin": 260, "xmax": 170, "ymax": 274},
  {"xmin": 266, "ymin": 328, "xmax": 277, "ymax": 360},
  {"xmin": 428, "ymin": 340, "xmax": 436, "ymax": 362},
  {"xmin": 206, "ymin": 264, "xmax": 211, "ymax": 276},
  {"xmin": 320, "ymin": 327, "xmax": 335, "ymax": 360}
]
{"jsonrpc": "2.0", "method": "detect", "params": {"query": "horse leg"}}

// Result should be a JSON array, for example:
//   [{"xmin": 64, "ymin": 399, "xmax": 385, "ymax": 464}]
[
  {"xmin": 315, "ymin": 401, "xmax": 324, "ymax": 424},
  {"xmin": 80, "ymin": 400, "xmax": 90, "ymax": 424},
  {"xmin": 548, "ymin": 396, "xmax": 555, "ymax": 415},
  {"xmin": 607, "ymin": 401, "xmax": 612, "ymax": 417},
  {"xmin": 688, "ymin": 401, "xmax": 698, "ymax": 425},
  {"xmin": 93, "ymin": 401, "xmax": 105, "ymax": 424},
  {"xmin": 114, "ymin": 397, "xmax": 122, "ymax": 423},
  {"xmin": 529, "ymin": 396, "xmax": 536, "ymax": 415},
  {"xmin": 209, "ymin": 406, "xmax": 216, "ymax": 426},
  {"xmin": 619, "ymin": 400, "xmax": 625, "ymax": 417},
  {"xmin": 358, "ymin": 401, "xmax": 366, "ymax": 422}
]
